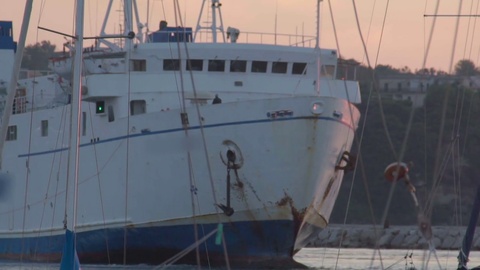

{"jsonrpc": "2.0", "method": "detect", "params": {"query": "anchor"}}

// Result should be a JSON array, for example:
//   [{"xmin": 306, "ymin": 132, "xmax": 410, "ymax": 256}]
[
  {"xmin": 335, "ymin": 151, "xmax": 356, "ymax": 171},
  {"xmin": 217, "ymin": 149, "xmax": 237, "ymax": 216}
]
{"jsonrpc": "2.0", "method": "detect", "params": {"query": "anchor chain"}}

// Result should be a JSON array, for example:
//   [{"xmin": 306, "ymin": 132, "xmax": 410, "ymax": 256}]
[{"xmin": 217, "ymin": 150, "xmax": 237, "ymax": 216}]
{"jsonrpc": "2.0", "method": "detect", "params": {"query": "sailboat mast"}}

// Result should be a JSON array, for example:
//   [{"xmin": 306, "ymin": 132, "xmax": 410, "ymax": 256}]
[
  {"xmin": 67, "ymin": 0, "xmax": 85, "ymax": 231},
  {"xmin": 315, "ymin": 0, "xmax": 321, "ymax": 95},
  {"xmin": 315, "ymin": 0, "xmax": 321, "ymax": 49},
  {"xmin": 124, "ymin": 0, "xmax": 134, "ymax": 48},
  {"xmin": 457, "ymin": 185, "xmax": 480, "ymax": 269},
  {"xmin": 0, "ymin": 0, "xmax": 33, "ymax": 169}
]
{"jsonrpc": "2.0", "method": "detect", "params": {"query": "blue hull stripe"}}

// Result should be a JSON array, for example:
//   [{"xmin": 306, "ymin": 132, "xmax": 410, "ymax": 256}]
[
  {"xmin": 18, "ymin": 115, "xmax": 352, "ymax": 158},
  {"xmin": 0, "ymin": 220, "xmax": 298, "ymax": 266}
]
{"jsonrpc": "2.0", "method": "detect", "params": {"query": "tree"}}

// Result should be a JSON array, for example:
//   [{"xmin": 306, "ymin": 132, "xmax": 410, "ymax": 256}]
[
  {"xmin": 454, "ymin": 59, "xmax": 478, "ymax": 76},
  {"xmin": 400, "ymin": 65, "xmax": 412, "ymax": 74},
  {"xmin": 21, "ymin": 41, "xmax": 56, "ymax": 71},
  {"xmin": 415, "ymin": 67, "xmax": 438, "ymax": 76},
  {"xmin": 374, "ymin": 64, "xmax": 401, "ymax": 77}
]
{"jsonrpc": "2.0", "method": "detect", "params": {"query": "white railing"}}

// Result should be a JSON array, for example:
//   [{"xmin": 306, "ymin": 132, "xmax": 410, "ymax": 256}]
[
  {"xmin": 18, "ymin": 69, "xmax": 54, "ymax": 80},
  {"xmin": 193, "ymin": 30, "xmax": 316, "ymax": 47},
  {"xmin": 12, "ymin": 96, "xmax": 27, "ymax": 115}
]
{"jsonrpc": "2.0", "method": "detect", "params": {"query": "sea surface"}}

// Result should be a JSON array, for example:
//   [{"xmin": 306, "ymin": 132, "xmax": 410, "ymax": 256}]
[{"xmin": 0, "ymin": 247, "xmax": 478, "ymax": 269}]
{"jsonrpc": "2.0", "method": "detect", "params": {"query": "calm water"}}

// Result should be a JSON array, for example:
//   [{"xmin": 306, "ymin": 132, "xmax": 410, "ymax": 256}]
[{"xmin": 0, "ymin": 248, "xmax": 478, "ymax": 269}]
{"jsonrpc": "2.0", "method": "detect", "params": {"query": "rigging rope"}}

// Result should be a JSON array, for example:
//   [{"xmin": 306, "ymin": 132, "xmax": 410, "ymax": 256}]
[
  {"xmin": 48, "ymin": 105, "xmax": 68, "ymax": 232},
  {"xmin": 447, "ymin": 1, "xmax": 464, "ymax": 75},
  {"xmin": 451, "ymin": 89, "xmax": 466, "ymax": 226},
  {"xmin": 325, "ymin": 2, "xmax": 383, "ymax": 268},
  {"xmin": 360, "ymin": 0, "xmax": 378, "ymax": 65},
  {"xmin": 36, "ymin": 92, "xmax": 69, "ymax": 260},
  {"xmin": 87, "ymin": 101, "xmax": 112, "ymax": 263},
  {"xmin": 174, "ymin": 0, "xmax": 232, "ymax": 266},
  {"xmin": 20, "ymin": 69, "xmax": 38, "ymax": 263},
  {"xmin": 153, "ymin": 228, "xmax": 218, "ymax": 269},
  {"xmin": 122, "ymin": 31, "xmax": 133, "ymax": 266},
  {"xmin": 425, "ymin": 0, "xmax": 463, "ymax": 226},
  {"xmin": 161, "ymin": 0, "xmax": 186, "ymax": 110},
  {"xmin": 24, "ymin": 2, "xmax": 51, "ymax": 260},
  {"xmin": 348, "ymin": 0, "xmax": 452, "ymax": 268},
  {"xmin": 351, "ymin": 0, "xmax": 398, "ymax": 161},
  {"xmin": 350, "ymin": 1, "xmax": 412, "ymax": 268},
  {"xmin": 172, "ymin": 1, "xmax": 202, "ymax": 267},
  {"xmin": 354, "ymin": 3, "xmax": 470, "ymax": 266},
  {"xmin": 421, "ymin": 0, "xmax": 440, "ymax": 71},
  {"xmin": 153, "ymin": 1, "xmax": 231, "ymax": 268},
  {"xmin": 463, "ymin": 0, "xmax": 475, "ymax": 60}
]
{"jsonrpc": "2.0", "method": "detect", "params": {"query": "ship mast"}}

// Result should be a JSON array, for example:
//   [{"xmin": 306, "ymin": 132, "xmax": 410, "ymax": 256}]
[
  {"xmin": 194, "ymin": 0, "xmax": 226, "ymax": 43},
  {"xmin": 95, "ymin": 0, "xmax": 143, "ymax": 50},
  {"xmin": 0, "ymin": 1, "xmax": 33, "ymax": 169}
]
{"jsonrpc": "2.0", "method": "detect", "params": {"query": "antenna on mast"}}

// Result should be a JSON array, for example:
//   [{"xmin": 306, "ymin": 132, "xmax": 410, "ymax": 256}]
[
  {"xmin": 275, "ymin": 0, "xmax": 278, "ymax": 45},
  {"xmin": 315, "ymin": 0, "xmax": 322, "ymax": 95},
  {"xmin": 194, "ymin": 0, "xmax": 226, "ymax": 42},
  {"xmin": 315, "ymin": 0, "xmax": 322, "ymax": 49}
]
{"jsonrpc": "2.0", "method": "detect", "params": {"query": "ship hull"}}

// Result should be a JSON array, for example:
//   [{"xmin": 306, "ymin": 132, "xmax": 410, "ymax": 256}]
[
  {"xmin": 0, "ymin": 96, "xmax": 360, "ymax": 267},
  {"xmin": 0, "ymin": 209, "xmax": 301, "ymax": 267}
]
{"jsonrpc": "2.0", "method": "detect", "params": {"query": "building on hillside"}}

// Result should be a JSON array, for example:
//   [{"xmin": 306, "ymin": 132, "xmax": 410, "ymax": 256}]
[
  {"xmin": 378, "ymin": 75, "xmax": 435, "ymax": 108},
  {"xmin": 337, "ymin": 58, "xmax": 360, "ymax": 81},
  {"xmin": 460, "ymin": 76, "xmax": 480, "ymax": 90}
]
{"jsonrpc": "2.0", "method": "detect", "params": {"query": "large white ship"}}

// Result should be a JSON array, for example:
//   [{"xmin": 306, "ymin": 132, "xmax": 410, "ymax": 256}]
[{"xmin": 0, "ymin": 1, "xmax": 361, "ymax": 267}]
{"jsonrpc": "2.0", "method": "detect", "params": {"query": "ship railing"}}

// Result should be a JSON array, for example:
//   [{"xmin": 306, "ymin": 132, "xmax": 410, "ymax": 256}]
[
  {"xmin": 193, "ymin": 30, "xmax": 316, "ymax": 47},
  {"xmin": 18, "ymin": 69, "xmax": 54, "ymax": 80},
  {"xmin": 0, "ymin": 95, "xmax": 27, "ymax": 115},
  {"xmin": 12, "ymin": 96, "xmax": 27, "ymax": 115},
  {"xmin": 0, "ymin": 95, "xmax": 67, "ymax": 117}
]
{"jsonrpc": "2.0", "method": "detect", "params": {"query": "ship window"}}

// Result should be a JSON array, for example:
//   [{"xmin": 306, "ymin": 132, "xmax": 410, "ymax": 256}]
[
  {"xmin": 6, "ymin": 125, "xmax": 16, "ymax": 141},
  {"xmin": 130, "ymin": 100, "xmax": 146, "ymax": 115},
  {"xmin": 230, "ymin": 60, "xmax": 246, "ymax": 72},
  {"xmin": 292, "ymin": 62, "xmax": 307, "ymax": 75},
  {"xmin": 41, "ymin": 120, "xmax": 48, "ymax": 137},
  {"xmin": 208, "ymin": 60, "xmax": 225, "ymax": 72},
  {"xmin": 251, "ymin": 61, "xmax": 267, "ymax": 73},
  {"xmin": 82, "ymin": 112, "xmax": 86, "ymax": 136},
  {"xmin": 108, "ymin": 105, "xmax": 115, "ymax": 122},
  {"xmin": 272, "ymin": 61, "xmax": 288, "ymax": 74},
  {"xmin": 131, "ymin": 59, "xmax": 146, "ymax": 71},
  {"xmin": 163, "ymin": 59, "xmax": 180, "ymax": 71},
  {"xmin": 320, "ymin": 65, "xmax": 335, "ymax": 77},
  {"xmin": 186, "ymin": 59, "xmax": 203, "ymax": 71}
]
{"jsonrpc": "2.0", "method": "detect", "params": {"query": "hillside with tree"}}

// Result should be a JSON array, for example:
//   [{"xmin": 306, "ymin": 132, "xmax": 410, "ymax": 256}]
[
  {"xmin": 331, "ymin": 59, "xmax": 480, "ymax": 227},
  {"xmin": 21, "ymin": 41, "xmax": 56, "ymax": 71}
]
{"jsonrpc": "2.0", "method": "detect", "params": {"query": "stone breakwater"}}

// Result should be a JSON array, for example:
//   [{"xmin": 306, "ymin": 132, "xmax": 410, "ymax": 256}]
[{"xmin": 307, "ymin": 224, "xmax": 480, "ymax": 250}]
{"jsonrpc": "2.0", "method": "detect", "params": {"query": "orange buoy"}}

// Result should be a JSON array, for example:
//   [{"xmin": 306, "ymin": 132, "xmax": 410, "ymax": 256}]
[{"xmin": 384, "ymin": 162, "xmax": 409, "ymax": 182}]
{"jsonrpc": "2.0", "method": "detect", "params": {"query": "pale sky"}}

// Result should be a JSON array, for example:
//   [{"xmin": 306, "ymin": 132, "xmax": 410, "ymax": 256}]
[{"xmin": 1, "ymin": 1, "xmax": 478, "ymax": 73}]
